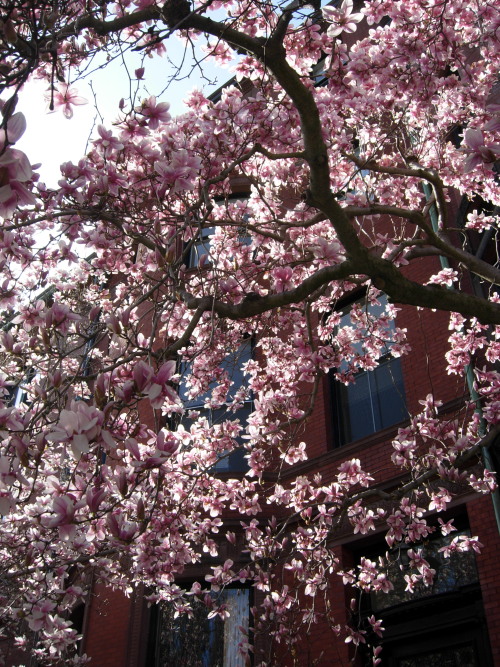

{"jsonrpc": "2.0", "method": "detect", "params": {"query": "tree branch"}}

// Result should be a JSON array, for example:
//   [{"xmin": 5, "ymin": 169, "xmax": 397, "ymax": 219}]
[{"xmin": 178, "ymin": 260, "xmax": 356, "ymax": 318}]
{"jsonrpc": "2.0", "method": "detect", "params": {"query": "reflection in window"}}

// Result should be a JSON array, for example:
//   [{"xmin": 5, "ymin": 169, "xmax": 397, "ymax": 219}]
[
  {"xmin": 154, "ymin": 589, "xmax": 250, "ymax": 667},
  {"xmin": 333, "ymin": 295, "xmax": 406, "ymax": 445},
  {"xmin": 188, "ymin": 226, "xmax": 252, "ymax": 268},
  {"xmin": 6, "ymin": 368, "xmax": 36, "ymax": 407}
]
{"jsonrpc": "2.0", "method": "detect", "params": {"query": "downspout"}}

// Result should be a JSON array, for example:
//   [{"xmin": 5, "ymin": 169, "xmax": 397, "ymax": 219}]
[{"xmin": 423, "ymin": 183, "xmax": 500, "ymax": 532}]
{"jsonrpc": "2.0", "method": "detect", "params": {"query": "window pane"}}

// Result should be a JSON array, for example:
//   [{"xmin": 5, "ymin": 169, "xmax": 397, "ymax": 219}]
[
  {"xmin": 188, "ymin": 225, "xmax": 251, "ymax": 268},
  {"xmin": 155, "ymin": 589, "xmax": 250, "ymax": 667},
  {"xmin": 333, "ymin": 295, "xmax": 407, "ymax": 446},
  {"xmin": 398, "ymin": 643, "xmax": 478, "ymax": 667},
  {"xmin": 180, "ymin": 341, "xmax": 252, "ymax": 471},
  {"xmin": 335, "ymin": 358, "xmax": 406, "ymax": 445},
  {"xmin": 180, "ymin": 340, "xmax": 252, "ymax": 408},
  {"xmin": 337, "ymin": 371, "xmax": 374, "ymax": 443},
  {"xmin": 372, "ymin": 357, "xmax": 406, "ymax": 430},
  {"xmin": 181, "ymin": 404, "xmax": 250, "ymax": 473},
  {"xmin": 371, "ymin": 530, "xmax": 479, "ymax": 611},
  {"xmin": 211, "ymin": 403, "xmax": 251, "ymax": 472},
  {"xmin": 188, "ymin": 227, "xmax": 215, "ymax": 267}
]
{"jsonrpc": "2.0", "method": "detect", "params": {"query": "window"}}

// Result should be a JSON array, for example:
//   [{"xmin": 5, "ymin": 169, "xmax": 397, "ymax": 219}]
[
  {"xmin": 311, "ymin": 57, "xmax": 328, "ymax": 87},
  {"xmin": 371, "ymin": 530, "xmax": 479, "ymax": 612},
  {"xmin": 332, "ymin": 294, "xmax": 406, "ymax": 445},
  {"xmin": 180, "ymin": 340, "xmax": 252, "ymax": 472},
  {"xmin": 187, "ymin": 224, "xmax": 252, "ymax": 269},
  {"xmin": 187, "ymin": 191, "xmax": 252, "ymax": 268},
  {"xmin": 148, "ymin": 588, "xmax": 250, "ymax": 667},
  {"xmin": 355, "ymin": 523, "xmax": 493, "ymax": 666},
  {"xmin": 455, "ymin": 196, "xmax": 499, "ymax": 299},
  {"xmin": 6, "ymin": 368, "xmax": 36, "ymax": 408},
  {"xmin": 188, "ymin": 226, "xmax": 216, "ymax": 268},
  {"xmin": 7, "ymin": 381, "xmax": 27, "ymax": 408}
]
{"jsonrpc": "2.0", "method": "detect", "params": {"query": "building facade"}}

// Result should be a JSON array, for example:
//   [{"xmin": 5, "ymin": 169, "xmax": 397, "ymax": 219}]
[{"xmin": 75, "ymin": 220, "xmax": 500, "ymax": 666}]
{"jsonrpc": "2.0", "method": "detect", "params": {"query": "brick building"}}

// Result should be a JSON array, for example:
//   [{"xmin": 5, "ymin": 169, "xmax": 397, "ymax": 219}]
[
  {"xmin": 73, "ymin": 176, "xmax": 500, "ymax": 666},
  {"xmin": 76, "ymin": 328, "xmax": 500, "ymax": 666}
]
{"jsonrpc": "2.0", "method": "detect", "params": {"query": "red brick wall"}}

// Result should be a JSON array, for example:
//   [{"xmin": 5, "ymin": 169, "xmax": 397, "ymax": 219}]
[
  {"xmin": 468, "ymin": 496, "xmax": 500, "ymax": 665},
  {"xmin": 81, "ymin": 582, "xmax": 133, "ymax": 667}
]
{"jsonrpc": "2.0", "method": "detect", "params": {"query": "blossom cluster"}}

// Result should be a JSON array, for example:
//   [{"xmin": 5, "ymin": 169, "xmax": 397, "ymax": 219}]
[{"xmin": 0, "ymin": 0, "xmax": 498, "ymax": 662}]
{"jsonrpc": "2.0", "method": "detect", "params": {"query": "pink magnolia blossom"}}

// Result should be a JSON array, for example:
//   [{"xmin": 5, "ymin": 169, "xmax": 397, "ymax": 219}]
[
  {"xmin": 47, "ymin": 84, "xmax": 88, "ymax": 119},
  {"xmin": 0, "ymin": 111, "xmax": 26, "ymax": 151},
  {"xmin": 344, "ymin": 627, "xmax": 366, "ymax": 645},
  {"xmin": 438, "ymin": 518, "xmax": 457, "ymax": 536},
  {"xmin": 282, "ymin": 441, "xmax": 307, "ymax": 464},
  {"xmin": 106, "ymin": 512, "xmax": 138, "ymax": 543},
  {"xmin": 427, "ymin": 268, "xmax": 459, "ymax": 287},
  {"xmin": 27, "ymin": 600, "xmax": 56, "ymax": 632},
  {"xmin": 0, "ymin": 111, "xmax": 36, "ymax": 217},
  {"xmin": 272, "ymin": 266, "xmax": 293, "ymax": 292},
  {"xmin": 462, "ymin": 128, "xmax": 500, "ymax": 172},
  {"xmin": 312, "ymin": 237, "xmax": 344, "ymax": 264},
  {"xmin": 439, "ymin": 535, "xmax": 483, "ymax": 557},
  {"xmin": 41, "ymin": 495, "xmax": 83, "ymax": 540},
  {"xmin": 322, "ymin": 0, "xmax": 364, "ymax": 38},
  {"xmin": 131, "ymin": 360, "xmax": 178, "ymax": 409},
  {"xmin": 428, "ymin": 488, "xmax": 452, "ymax": 512},
  {"xmin": 46, "ymin": 401, "xmax": 107, "ymax": 460},
  {"xmin": 94, "ymin": 125, "xmax": 124, "ymax": 158},
  {"xmin": 368, "ymin": 616, "xmax": 384, "ymax": 638},
  {"xmin": 154, "ymin": 150, "xmax": 201, "ymax": 194},
  {"xmin": 465, "ymin": 210, "xmax": 496, "ymax": 231},
  {"xmin": 12, "ymin": 299, "xmax": 45, "ymax": 330},
  {"xmin": 44, "ymin": 302, "xmax": 82, "ymax": 334},
  {"xmin": 137, "ymin": 95, "xmax": 171, "ymax": 130}
]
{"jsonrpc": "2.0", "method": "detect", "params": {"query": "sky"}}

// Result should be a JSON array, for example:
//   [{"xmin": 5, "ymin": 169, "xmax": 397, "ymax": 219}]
[
  {"xmin": 15, "ymin": 2, "xmax": 330, "ymax": 187},
  {"xmin": 17, "ymin": 34, "xmax": 231, "ymax": 187}
]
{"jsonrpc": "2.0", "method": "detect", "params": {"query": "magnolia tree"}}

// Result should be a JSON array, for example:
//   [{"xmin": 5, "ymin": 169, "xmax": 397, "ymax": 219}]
[{"xmin": 0, "ymin": 0, "xmax": 499, "ymax": 663}]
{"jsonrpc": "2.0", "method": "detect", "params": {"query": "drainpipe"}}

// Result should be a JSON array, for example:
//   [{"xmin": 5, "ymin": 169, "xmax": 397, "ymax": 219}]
[{"xmin": 423, "ymin": 183, "xmax": 500, "ymax": 532}]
